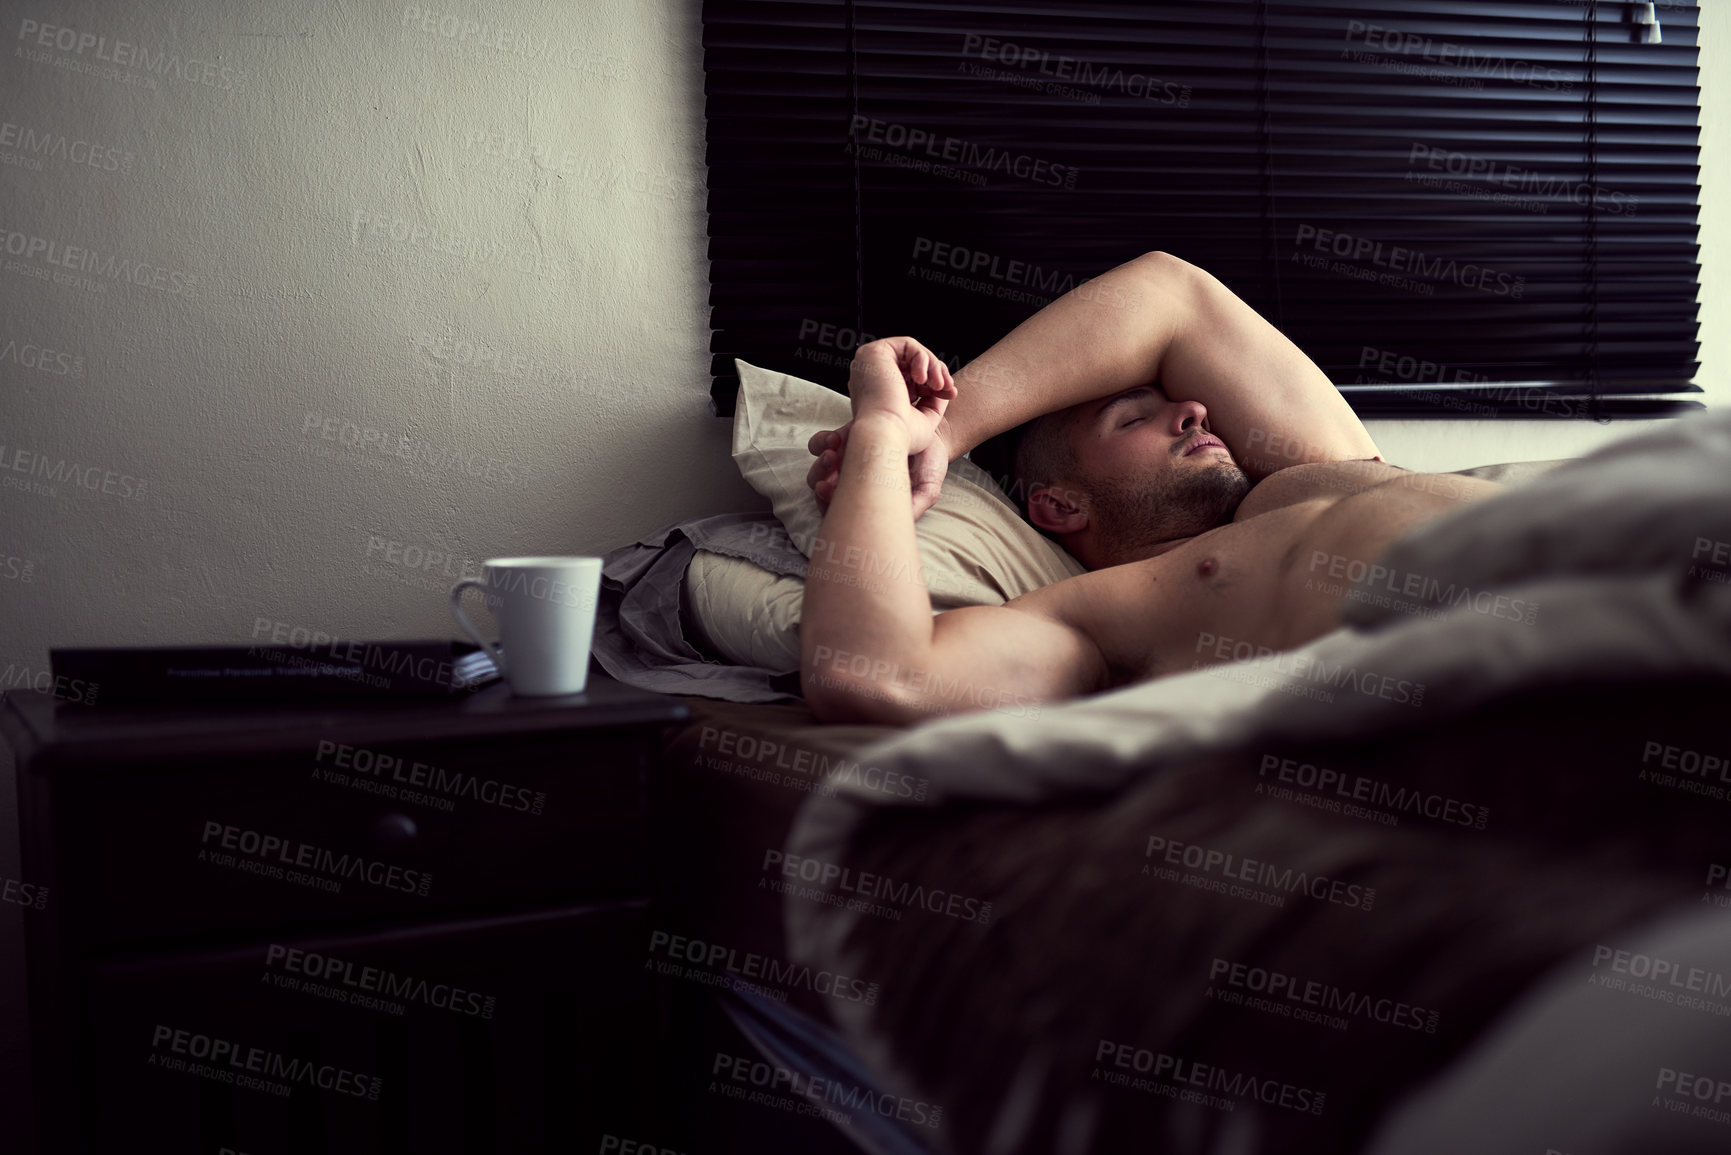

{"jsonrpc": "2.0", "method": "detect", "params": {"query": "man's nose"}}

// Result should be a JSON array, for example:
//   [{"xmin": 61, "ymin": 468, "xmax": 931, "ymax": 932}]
[{"xmin": 1165, "ymin": 399, "xmax": 1210, "ymax": 435}]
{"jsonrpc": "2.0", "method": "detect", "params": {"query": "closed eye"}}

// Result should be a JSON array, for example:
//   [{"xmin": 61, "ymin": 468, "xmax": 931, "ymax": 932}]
[
  {"xmin": 1095, "ymin": 387, "xmax": 1158, "ymax": 433},
  {"xmin": 1118, "ymin": 417, "xmax": 1144, "ymax": 429}
]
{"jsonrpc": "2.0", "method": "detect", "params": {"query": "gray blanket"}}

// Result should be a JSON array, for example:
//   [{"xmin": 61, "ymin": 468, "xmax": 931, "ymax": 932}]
[{"xmin": 592, "ymin": 510, "xmax": 807, "ymax": 703}]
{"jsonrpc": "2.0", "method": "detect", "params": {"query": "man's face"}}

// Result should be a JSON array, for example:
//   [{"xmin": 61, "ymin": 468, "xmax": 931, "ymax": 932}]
[{"xmin": 1066, "ymin": 384, "xmax": 1252, "ymax": 546}]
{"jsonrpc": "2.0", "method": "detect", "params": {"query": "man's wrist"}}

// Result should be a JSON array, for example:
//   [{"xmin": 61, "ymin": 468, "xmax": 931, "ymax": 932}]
[
  {"xmin": 850, "ymin": 408, "xmax": 916, "ymax": 450},
  {"xmin": 831, "ymin": 411, "xmax": 916, "ymax": 503},
  {"xmin": 933, "ymin": 413, "xmax": 968, "ymax": 461}
]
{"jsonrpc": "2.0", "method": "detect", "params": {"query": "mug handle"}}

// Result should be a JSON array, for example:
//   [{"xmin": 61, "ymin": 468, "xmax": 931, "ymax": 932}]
[{"xmin": 449, "ymin": 579, "xmax": 506, "ymax": 678}]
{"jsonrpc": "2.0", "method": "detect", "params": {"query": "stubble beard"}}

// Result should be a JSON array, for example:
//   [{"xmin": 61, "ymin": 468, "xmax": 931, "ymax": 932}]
[{"xmin": 1088, "ymin": 457, "xmax": 1253, "ymax": 559}]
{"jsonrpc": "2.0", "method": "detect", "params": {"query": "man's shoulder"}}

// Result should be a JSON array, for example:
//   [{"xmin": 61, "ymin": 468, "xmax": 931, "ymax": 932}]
[{"xmin": 1233, "ymin": 458, "xmax": 1412, "ymax": 522}]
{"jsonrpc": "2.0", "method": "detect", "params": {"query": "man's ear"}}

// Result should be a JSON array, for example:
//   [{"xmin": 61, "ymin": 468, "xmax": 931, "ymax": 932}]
[{"xmin": 1028, "ymin": 483, "xmax": 1088, "ymax": 535}]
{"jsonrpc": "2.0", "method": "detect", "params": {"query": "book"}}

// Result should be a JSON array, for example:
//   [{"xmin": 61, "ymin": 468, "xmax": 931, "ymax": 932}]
[{"xmin": 49, "ymin": 640, "xmax": 501, "ymax": 705}]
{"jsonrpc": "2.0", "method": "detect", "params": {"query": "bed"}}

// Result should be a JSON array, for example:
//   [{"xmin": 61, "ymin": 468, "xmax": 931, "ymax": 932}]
[{"xmin": 605, "ymin": 362, "xmax": 1731, "ymax": 1154}]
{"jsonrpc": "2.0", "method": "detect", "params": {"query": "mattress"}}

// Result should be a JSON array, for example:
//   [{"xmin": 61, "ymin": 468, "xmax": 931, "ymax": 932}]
[{"xmin": 645, "ymin": 694, "xmax": 901, "ymax": 1023}]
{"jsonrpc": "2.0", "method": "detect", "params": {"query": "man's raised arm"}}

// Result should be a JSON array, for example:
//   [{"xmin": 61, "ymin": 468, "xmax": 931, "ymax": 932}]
[
  {"xmin": 809, "ymin": 252, "xmax": 1380, "ymax": 511},
  {"xmin": 937, "ymin": 250, "xmax": 1378, "ymax": 480},
  {"xmin": 801, "ymin": 338, "xmax": 1106, "ymax": 725}
]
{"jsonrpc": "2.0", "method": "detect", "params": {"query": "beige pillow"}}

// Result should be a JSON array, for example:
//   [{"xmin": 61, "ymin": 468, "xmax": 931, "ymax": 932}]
[
  {"xmin": 684, "ymin": 548, "xmax": 805, "ymax": 673},
  {"xmin": 729, "ymin": 359, "xmax": 1087, "ymax": 609}
]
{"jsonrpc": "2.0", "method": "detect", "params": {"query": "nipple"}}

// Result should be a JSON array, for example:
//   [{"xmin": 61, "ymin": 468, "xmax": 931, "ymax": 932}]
[{"xmin": 1197, "ymin": 557, "xmax": 1218, "ymax": 578}]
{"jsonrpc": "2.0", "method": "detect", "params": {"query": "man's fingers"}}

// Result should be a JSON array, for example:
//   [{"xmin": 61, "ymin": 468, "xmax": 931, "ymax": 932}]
[
  {"xmin": 808, "ymin": 455, "xmax": 840, "ymax": 493},
  {"xmin": 907, "ymin": 445, "xmax": 949, "ymax": 521},
  {"xmin": 922, "ymin": 378, "xmax": 957, "ymax": 403},
  {"xmin": 889, "ymin": 337, "xmax": 941, "ymax": 388},
  {"xmin": 913, "ymin": 353, "xmax": 955, "ymax": 401},
  {"xmin": 910, "ymin": 474, "xmax": 943, "ymax": 520},
  {"xmin": 866, "ymin": 336, "xmax": 955, "ymax": 398},
  {"xmin": 807, "ymin": 428, "xmax": 846, "ymax": 456}
]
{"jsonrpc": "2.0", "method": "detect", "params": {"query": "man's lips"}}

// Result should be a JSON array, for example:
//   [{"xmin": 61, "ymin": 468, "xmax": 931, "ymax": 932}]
[{"xmin": 1181, "ymin": 433, "xmax": 1227, "ymax": 457}]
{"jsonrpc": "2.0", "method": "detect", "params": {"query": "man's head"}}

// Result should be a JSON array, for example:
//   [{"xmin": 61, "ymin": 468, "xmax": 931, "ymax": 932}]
[{"xmin": 1010, "ymin": 384, "xmax": 1251, "ymax": 569}]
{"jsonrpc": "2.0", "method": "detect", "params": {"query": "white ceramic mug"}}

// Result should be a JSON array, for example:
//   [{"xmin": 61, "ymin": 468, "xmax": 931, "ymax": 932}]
[{"xmin": 449, "ymin": 557, "xmax": 602, "ymax": 696}]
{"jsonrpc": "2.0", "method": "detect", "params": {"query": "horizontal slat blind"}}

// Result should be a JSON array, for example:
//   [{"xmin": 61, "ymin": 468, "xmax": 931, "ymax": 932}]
[
  {"xmin": 852, "ymin": 1, "xmax": 1264, "ymax": 375},
  {"xmin": 1269, "ymin": 1, "xmax": 1701, "ymax": 415},
  {"xmin": 702, "ymin": 0, "xmax": 1701, "ymax": 419},
  {"xmin": 704, "ymin": 1, "xmax": 859, "ymax": 392}
]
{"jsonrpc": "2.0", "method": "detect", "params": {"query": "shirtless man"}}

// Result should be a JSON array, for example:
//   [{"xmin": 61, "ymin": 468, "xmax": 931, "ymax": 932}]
[{"xmin": 797, "ymin": 250, "xmax": 1504, "ymax": 725}]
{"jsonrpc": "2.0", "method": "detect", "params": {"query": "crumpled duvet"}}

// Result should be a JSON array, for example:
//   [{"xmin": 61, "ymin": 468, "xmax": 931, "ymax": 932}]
[{"xmin": 781, "ymin": 409, "xmax": 1731, "ymax": 1152}]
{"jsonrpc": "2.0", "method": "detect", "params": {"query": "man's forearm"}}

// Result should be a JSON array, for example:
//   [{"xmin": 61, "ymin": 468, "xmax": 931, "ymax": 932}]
[
  {"xmin": 936, "ymin": 250, "xmax": 1197, "ymax": 458},
  {"xmin": 935, "ymin": 250, "xmax": 1376, "ymax": 479},
  {"xmin": 799, "ymin": 413, "xmax": 936, "ymax": 710}
]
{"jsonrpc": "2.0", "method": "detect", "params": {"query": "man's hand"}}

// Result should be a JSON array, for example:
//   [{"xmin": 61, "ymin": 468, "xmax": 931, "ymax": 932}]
[
  {"xmin": 807, "ymin": 337, "xmax": 956, "ymax": 517},
  {"xmin": 847, "ymin": 336, "xmax": 955, "ymax": 449}
]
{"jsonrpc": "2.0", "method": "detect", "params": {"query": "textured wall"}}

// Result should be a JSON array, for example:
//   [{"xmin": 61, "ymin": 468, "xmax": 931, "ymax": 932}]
[
  {"xmin": 0, "ymin": 0, "xmax": 760, "ymax": 682},
  {"xmin": 0, "ymin": 0, "xmax": 1721, "ymax": 683}
]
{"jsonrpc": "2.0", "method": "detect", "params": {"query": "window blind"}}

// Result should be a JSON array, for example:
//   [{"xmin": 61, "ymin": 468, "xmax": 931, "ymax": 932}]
[{"xmin": 701, "ymin": 0, "xmax": 1702, "ymax": 421}]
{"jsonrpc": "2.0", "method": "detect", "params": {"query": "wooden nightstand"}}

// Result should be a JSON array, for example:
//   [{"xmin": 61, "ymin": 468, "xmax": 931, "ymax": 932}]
[{"xmin": 0, "ymin": 672, "xmax": 689, "ymax": 1155}]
